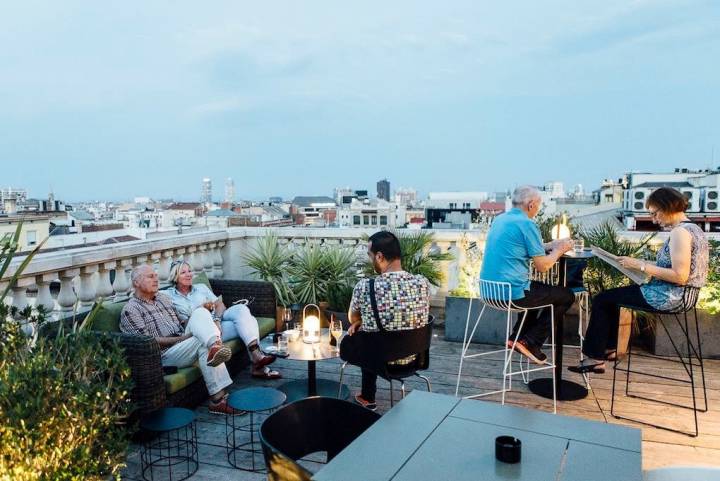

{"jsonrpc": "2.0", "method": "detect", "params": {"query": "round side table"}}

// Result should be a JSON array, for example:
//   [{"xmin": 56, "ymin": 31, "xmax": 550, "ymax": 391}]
[
  {"xmin": 226, "ymin": 387, "xmax": 286, "ymax": 472},
  {"xmin": 140, "ymin": 407, "xmax": 198, "ymax": 481}
]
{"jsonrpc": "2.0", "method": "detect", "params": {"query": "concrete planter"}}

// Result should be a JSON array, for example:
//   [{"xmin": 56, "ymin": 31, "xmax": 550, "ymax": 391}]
[
  {"xmin": 444, "ymin": 296, "xmax": 515, "ymax": 345},
  {"xmin": 444, "ymin": 296, "xmax": 583, "ymax": 346},
  {"xmin": 651, "ymin": 309, "xmax": 720, "ymax": 359}
]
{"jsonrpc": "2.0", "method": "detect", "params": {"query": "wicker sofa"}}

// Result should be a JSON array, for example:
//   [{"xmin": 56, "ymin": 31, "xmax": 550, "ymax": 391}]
[{"xmin": 88, "ymin": 274, "xmax": 277, "ymax": 415}]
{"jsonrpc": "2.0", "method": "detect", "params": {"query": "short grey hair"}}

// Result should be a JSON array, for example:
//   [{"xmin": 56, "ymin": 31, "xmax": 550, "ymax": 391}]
[
  {"xmin": 130, "ymin": 264, "xmax": 153, "ymax": 287},
  {"xmin": 511, "ymin": 185, "xmax": 541, "ymax": 207}
]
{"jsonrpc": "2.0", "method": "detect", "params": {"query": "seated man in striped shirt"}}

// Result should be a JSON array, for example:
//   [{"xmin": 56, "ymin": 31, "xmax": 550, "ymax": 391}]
[{"xmin": 120, "ymin": 264, "xmax": 240, "ymax": 415}]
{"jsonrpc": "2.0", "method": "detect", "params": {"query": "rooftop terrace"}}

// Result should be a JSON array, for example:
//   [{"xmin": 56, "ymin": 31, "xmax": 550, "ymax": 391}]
[{"xmin": 2, "ymin": 226, "xmax": 718, "ymax": 478}]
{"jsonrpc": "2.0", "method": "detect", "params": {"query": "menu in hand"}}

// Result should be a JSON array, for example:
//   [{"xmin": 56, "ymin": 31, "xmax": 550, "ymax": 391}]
[{"xmin": 591, "ymin": 246, "xmax": 651, "ymax": 285}]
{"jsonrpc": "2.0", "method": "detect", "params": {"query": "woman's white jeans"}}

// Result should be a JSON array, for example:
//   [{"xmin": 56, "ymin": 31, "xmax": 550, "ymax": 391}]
[
  {"xmin": 161, "ymin": 308, "xmax": 232, "ymax": 396},
  {"xmin": 220, "ymin": 304, "xmax": 260, "ymax": 352}
]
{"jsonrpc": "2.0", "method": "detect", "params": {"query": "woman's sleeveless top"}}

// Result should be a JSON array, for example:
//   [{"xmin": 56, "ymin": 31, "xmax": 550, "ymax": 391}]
[{"xmin": 640, "ymin": 222, "xmax": 709, "ymax": 311}]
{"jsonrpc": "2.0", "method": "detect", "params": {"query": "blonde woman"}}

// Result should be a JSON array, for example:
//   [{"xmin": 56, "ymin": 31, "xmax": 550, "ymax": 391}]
[{"xmin": 167, "ymin": 260, "xmax": 280, "ymax": 379}]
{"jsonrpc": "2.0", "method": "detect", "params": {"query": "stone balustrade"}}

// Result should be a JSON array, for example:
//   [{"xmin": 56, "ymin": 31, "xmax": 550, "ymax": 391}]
[{"xmin": 2, "ymin": 227, "xmax": 487, "ymax": 318}]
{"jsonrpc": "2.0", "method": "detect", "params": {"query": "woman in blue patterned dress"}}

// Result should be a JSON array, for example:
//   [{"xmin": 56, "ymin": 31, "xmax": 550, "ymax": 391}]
[{"xmin": 569, "ymin": 187, "xmax": 708, "ymax": 374}]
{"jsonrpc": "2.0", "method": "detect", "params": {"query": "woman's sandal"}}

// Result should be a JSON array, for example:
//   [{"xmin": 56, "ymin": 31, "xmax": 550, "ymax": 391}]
[
  {"xmin": 251, "ymin": 366, "xmax": 282, "ymax": 380},
  {"xmin": 568, "ymin": 362, "xmax": 606, "ymax": 374},
  {"xmin": 605, "ymin": 350, "xmax": 618, "ymax": 361}
]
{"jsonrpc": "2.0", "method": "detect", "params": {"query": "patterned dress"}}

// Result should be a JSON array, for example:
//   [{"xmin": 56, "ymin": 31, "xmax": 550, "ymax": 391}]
[{"xmin": 640, "ymin": 222, "xmax": 709, "ymax": 312}]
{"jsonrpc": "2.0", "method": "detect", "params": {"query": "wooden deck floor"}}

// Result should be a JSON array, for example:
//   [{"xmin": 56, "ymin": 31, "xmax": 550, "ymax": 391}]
[{"xmin": 121, "ymin": 327, "xmax": 720, "ymax": 479}]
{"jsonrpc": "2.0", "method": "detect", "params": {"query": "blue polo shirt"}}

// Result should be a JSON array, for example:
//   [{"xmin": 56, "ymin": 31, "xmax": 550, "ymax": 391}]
[{"xmin": 479, "ymin": 208, "xmax": 545, "ymax": 300}]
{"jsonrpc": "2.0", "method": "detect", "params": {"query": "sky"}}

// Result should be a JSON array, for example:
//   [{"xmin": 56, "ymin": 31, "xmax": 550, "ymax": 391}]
[{"xmin": 1, "ymin": 0, "xmax": 719, "ymax": 202}]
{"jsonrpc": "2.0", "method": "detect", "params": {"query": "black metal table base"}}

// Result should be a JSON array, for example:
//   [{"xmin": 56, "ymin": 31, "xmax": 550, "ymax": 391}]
[
  {"xmin": 279, "ymin": 379, "xmax": 351, "ymax": 403},
  {"xmin": 528, "ymin": 378, "xmax": 588, "ymax": 401},
  {"xmin": 226, "ymin": 413, "xmax": 267, "ymax": 473},
  {"xmin": 141, "ymin": 422, "xmax": 198, "ymax": 481}
]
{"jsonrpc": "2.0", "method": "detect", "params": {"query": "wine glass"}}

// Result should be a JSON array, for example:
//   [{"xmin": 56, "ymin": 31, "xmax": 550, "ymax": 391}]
[
  {"xmin": 330, "ymin": 319, "xmax": 343, "ymax": 353},
  {"xmin": 283, "ymin": 308, "xmax": 293, "ymax": 333}
]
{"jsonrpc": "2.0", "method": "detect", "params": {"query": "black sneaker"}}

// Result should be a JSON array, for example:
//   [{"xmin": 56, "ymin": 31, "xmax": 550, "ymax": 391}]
[{"xmin": 507, "ymin": 339, "xmax": 548, "ymax": 365}]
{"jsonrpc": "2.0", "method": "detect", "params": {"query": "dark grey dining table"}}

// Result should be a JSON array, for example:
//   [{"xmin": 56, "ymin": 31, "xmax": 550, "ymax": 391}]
[{"xmin": 313, "ymin": 390, "xmax": 642, "ymax": 481}]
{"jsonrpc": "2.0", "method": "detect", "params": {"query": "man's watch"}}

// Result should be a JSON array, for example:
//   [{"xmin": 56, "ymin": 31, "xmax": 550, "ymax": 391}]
[{"xmin": 213, "ymin": 316, "xmax": 221, "ymax": 323}]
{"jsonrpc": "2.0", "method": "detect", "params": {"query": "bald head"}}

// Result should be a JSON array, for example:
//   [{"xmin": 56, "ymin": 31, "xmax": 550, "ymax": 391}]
[{"xmin": 131, "ymin": 264, "xmax": 159, "ymax": 299}]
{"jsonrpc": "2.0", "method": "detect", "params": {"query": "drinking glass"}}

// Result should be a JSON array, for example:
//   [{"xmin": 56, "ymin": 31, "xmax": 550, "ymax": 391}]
[
  {"xmin": 277, "ymin": 334, "xmax": 288, "ymax": 355},
  {"xmin": 330, "ymin": 319, "xmax": 343, "ymax": 353},
  {"xmin": 574, "ymin": 238, "xmax": 585, "ymax": 253},
  {"xmin": 292, "ymin": 322, "xmax": 301, "ymax": 341}
]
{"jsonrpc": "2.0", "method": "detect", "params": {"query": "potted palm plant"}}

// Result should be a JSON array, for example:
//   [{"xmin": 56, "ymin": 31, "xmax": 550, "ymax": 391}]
[
  {"xmin": 289, "ymin": 243, "xmax": 358, "ymax": 325},
  {"xmin": 360, "ymin": 231, "xmax": 454, "ymax": 286},
  {"xmin": 242, "ymin": 234, "xmax": 295, "ymax": 331}
]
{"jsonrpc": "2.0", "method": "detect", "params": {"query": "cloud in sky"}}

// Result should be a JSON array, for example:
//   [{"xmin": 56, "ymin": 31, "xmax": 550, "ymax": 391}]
[{"xmin": 1, "ymin": 0, "xmax": 718, "ymax": 201}]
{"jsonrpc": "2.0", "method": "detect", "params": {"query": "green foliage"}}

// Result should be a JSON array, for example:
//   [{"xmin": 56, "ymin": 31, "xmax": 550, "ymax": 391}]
[
  {"xmin": 243, "ymin": 235, "xmax": 360, "ymax": 306},
  {"xmin": 361, "ymin": 231, "xmax": 454, "ymax": 287},
  {"xmin": 535, "ymin": 211, "xmax": 577, "ymax": 243},
  {"xmin": 0, "ymin": 223, "xmax": 132, "ymax": 480},
  {"xmin": 698, "ymin": 239, "xmax": 720, "ymax": 314},
  {"xmin": 579, "ymin": 220, "xmax": 656, "ymax": 296},
  {"xmin": 288, "ymin": 243, "xmax": 358, "ymax": 305},
  {"xmin": 327, "ymin": 283, "xmax": 355, "ymax": 313},
  {"xmin": 448, "ymin": 235, "xmax": 482, "ymax": 298},
  {"xmin": 242, "ymin": 234, "xmax": 295, "ymax": 306}
]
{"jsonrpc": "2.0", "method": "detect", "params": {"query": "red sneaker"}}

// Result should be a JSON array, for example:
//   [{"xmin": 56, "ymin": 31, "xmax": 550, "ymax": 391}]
[
  {"xmin": 207, "ymin": 342, "xmax": 232, "ymax": 367},
  {"xmin": 208, "ymin": 397, "xmax": 245, "ymax": 416}
]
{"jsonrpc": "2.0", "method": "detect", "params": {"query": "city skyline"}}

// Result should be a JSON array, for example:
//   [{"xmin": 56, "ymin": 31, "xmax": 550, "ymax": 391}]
[{"xmin": 2, "ymin": 1, "xmax": 718, "ymax": 200}]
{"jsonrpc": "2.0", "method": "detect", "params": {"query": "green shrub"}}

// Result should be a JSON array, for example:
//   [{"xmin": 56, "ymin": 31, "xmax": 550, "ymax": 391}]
[
  {"xmin": 698, "ymin": 239, "xmax": 720, "ymax": 314},
  {"xmin": 0, "ymin": 223, "xmax": 132, "ymax": 480}
]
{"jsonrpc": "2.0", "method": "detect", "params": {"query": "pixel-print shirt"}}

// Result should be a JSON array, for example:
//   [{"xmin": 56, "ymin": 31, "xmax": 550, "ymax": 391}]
[{"xmin": 350, "ymin": 271, "xmax": 430, "ymax": 332}]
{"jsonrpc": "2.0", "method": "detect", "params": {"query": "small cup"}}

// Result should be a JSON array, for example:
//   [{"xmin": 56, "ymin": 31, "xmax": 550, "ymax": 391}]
[
  {"xmin": 495, "ymin": 436, "xmax": 521, "ymax": 464},
  {"xmin": 277, "ymin": 334, "xmax": 289, "ymax": 354},
  {"xmin": 573, "ymin": 238, "xmax": 585, "ymax": 253}
]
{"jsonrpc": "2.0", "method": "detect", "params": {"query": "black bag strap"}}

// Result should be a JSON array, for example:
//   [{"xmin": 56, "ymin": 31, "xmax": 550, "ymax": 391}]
[{"xmin": 368, "ymin": 278, "xmax": 386, "ymax": 332}]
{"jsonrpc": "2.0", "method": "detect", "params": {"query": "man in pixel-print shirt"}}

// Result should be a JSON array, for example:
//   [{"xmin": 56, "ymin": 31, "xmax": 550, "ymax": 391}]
[{"xmin": 342, "ymin": 231, "xmax": 430, "ymax": 411}]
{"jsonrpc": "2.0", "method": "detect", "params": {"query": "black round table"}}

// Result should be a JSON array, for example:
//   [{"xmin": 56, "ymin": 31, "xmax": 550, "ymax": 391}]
[
  {"xmin": 140, "ymin": 407, "xmax": 198, "ymax": 481},
  {"xmin": 226, "ymin": 387, "xmax": 286, "ymax": 472},
  {"xmin": 528, "ymin": 249, "xmax": 594, "ymax": 401},
  {"xmin": 263, "ymin": 328, "xmax": 350, "ymax": 403}
]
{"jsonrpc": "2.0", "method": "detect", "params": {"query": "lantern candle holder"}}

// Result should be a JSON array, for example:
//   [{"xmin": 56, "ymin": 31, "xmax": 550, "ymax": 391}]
[{"xmin": 302, "ymin": 304, "xmax": 321, "ymax": 344}]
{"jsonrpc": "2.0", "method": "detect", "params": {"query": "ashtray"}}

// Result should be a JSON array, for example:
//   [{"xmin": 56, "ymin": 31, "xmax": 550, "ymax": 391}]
[{"xmin": 495, "ymin": 436, "xmax": 521, "ymax": 464}]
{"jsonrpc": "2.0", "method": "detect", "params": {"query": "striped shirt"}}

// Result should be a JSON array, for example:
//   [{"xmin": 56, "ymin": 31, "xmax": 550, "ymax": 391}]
[{"xmin": 120, "ymin": 292, "xmax": 184, "ymax": 350}]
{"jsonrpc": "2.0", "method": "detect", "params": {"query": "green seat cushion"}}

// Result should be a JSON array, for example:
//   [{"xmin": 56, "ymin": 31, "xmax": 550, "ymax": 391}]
[
  {"xmin": 164, "ymin": 367, "xmax": 203, "ymax": 395},
  {"xmin": 90, "ymin": 301, "xmax": 128, "ymax": 332},
  {"xmin": 257, "ymin": 317, "xmax": 275, "ymax": 339},
  {"xmin": 192, "ymin": 272, "xmax": 211, "ymax": 289}
]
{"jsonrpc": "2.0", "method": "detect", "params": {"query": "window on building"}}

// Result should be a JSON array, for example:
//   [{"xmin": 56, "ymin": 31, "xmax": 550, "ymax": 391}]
[
  {"xmin": 380, "ymin": 215, "xmax": 388, "ymax": 225},
  {"xmin": 353, "ymin": 215, "xmax": 361, "ymax": 225},
  {"xmin": 363, "ymin": 215, "xmax": 369, "ymax": 225},
  {"xmin": 463, "ymin": 202, "xmax": 471, "ymax": 209},
  {"xmin": 449, "ymin": 202, "xmax": 457, "ymax": 209},
  {"xmin": 371, "ymin": 215, "xmax": 377, "ymax": 225},
  {"xmin": 26, "ymin": 230, "xmax": 37, "ymax": 246}
]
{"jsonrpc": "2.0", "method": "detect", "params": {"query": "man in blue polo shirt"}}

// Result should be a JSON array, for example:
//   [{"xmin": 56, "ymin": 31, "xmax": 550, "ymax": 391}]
[{"xmin": 480, "ymin": 185, "xmax": 575, "ymax": 364}]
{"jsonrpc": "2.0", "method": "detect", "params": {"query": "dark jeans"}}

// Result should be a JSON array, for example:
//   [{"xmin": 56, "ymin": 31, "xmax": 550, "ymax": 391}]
[
  {"xmin": 512, "ymin": 281, "xmax": 576, "ymax": 348},
  {"xmin": 339, "ymin": 332, "xmax": 379, "ymax": 402},
  {"xmin": 583, "ymin": 284, "xmax": 652, "ymax": 360}
]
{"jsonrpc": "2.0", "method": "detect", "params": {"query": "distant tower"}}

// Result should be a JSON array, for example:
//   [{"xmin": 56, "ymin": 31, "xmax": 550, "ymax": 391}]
[
  {"xmin": 225, "ymin": 178, "xmax": 235, "ymax": 204},
  {"xmin": 201, "ymin": 178, "xmax": 212, "ymax": 204},
  {"xmin": 47, "ymin": 189, "xmax": 55, "ymax": 211},
  {"xmin": 377, "ymin": 179, "xmax": 390, "ymax": 201}
]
